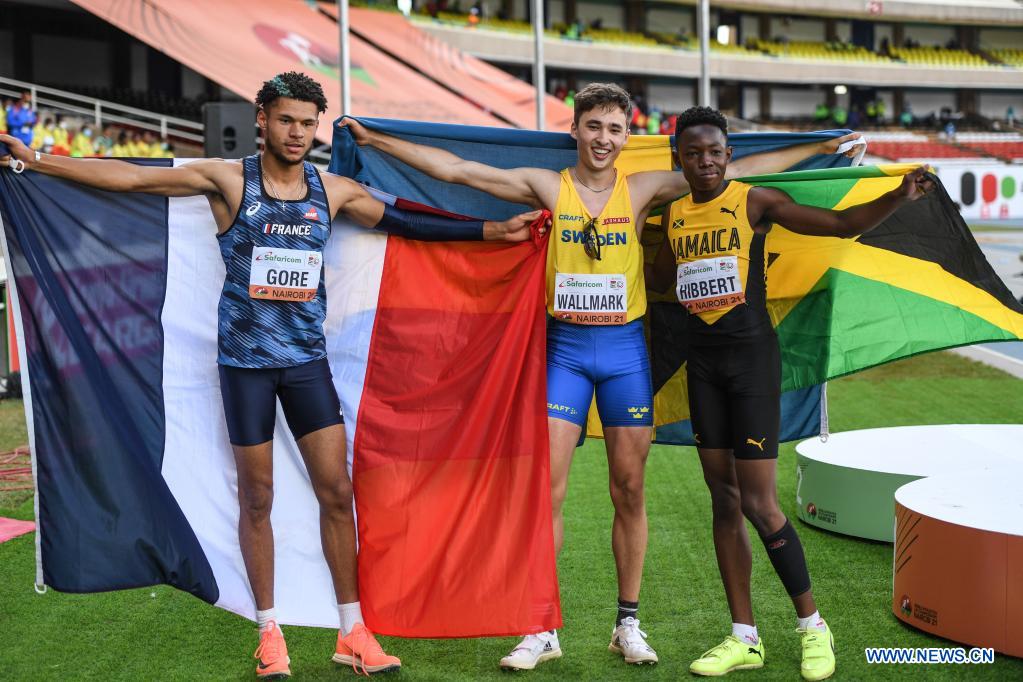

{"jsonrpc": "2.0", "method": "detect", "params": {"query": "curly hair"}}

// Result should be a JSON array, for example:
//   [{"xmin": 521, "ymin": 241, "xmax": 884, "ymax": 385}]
[
  {"xmin": 674, "ymin": 106, "xmax": 728, "ymax": 139},
  {"xmin": 255, "ymin": 72, "xmax": 328, "ymax": 113},
  {"xmin": 574, "ymin": 83, "xmax": 632, "ymax": 125}
]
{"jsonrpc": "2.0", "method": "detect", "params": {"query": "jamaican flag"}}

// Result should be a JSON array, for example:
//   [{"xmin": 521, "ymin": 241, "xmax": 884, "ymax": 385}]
[{"xmin": 645, "ymin": 164, "xmax": 1023, "ymax": 443}]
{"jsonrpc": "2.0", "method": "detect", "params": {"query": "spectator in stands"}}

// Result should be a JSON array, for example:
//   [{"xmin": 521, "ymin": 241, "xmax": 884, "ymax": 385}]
[
  {"xmin": 875, "ymin": 98, "xmax": 887, "ymax": 124},
  {"xmin": 900, "ymin": 104, "xmax": 914, "ymax": 128},
  {"xmin": 865, "ymin": 100, "xmax": 877, "ymax": 123},
  {"xmin": 70, "ymin": 124, "xmax": 96, "ymax": 158},
  {"xmin": 563, "ymin": 89, "xmax": 575, "ymax": 108},
  {"xmin": 832, "ymin": 104, "xmax": 848, "ymax": 127},
  {"xmin": 647, "ymin": 109, "xmax": 662, "ymax": 136},
  {"xmin": 849, "ymin": 106, "xmax": 862, "ymax": 130},
  {"xmin": 156, "ymin": 137, "xmax": 175, "ymax": 158},
  {"xmin": 590, "ymin": 17, "xmax": 603, "ymax": 30},
  {"xmin": 564, "ymin": 20, "xmax": 580, "ymax": 40},
  {"xmin": 6, "ymin": 92, "xmax": 36, "ymax": 147},
  {"xmin": 50, "ymin": 117, "xmax": 71, "ymax": 156},
  {"xmin": 467, "ymin": 3, "xmax": 480, "ymax": 28},
  {"xmin": 95, "ymin": 125, "xmax": 115, "ymax": 156},
  {"xmin": 109, "ymin": 130, "xmax": 131, "ymax": 157},
  {"xmin": 30, "ymin": 116, "xmax": 53, "ymax": 151},
  {"xmin": 813, "ymin": 103, "xmax": 829, "ymax": 123},
  {"xmin": 944, "ymin": 120, "xmax": 956, "ymax": 140},
  {"xmin": 1008, "ymin": 106, "xmax": 1016, "ymax": 128}
]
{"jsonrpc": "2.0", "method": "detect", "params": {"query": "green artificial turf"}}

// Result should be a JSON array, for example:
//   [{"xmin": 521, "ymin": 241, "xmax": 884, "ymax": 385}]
[{"xmin": 1, "ymin": 351, "xmax": 1021, "ymax": 680}]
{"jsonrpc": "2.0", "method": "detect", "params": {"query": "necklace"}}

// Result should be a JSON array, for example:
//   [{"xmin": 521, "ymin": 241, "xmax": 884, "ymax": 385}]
[
  {"xmin": 261, "ymin": 157, "xmax": 306, "ymax": 207},
  {"xmin": 573, "ymin": 168, "xmax": 617, "ymax": 193}
]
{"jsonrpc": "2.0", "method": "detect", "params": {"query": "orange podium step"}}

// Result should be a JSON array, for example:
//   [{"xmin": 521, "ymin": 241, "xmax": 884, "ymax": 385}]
[{"xmin": 893, "ymin": 469, "xmax": 1023, "ymax": 658}]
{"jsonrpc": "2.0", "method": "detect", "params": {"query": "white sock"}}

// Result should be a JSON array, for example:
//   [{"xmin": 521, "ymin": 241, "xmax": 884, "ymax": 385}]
[
  {"xmin": 732, "ymin": 622, "xmax": 759, "ymax": 645},
  {"xmin": 256, "ymin": 607, "xmax": 278, "ymax": 634},
  {"xmin": 797, "ymin": 611, "xmax": 826, "ymax": 631},
  {"xmin": 339, "ymin": 601, "xmax": 364, "ymax": 636}
]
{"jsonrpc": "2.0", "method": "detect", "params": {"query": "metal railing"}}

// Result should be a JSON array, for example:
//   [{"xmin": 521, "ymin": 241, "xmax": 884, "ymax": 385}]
[
  {"xmin": 0, "ymin": 75, "xmax": 203, "ymax": 143},
  {"xmin": 1, "ymin": 76, "xmax": 334, "ymax": 165}
]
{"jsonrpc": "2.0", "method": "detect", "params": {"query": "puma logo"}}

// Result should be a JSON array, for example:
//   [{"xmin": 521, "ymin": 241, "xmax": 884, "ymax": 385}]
[
  {"xmin": 746, "ymin": 437, "xmax": 766, "ymax": 451},
  {"xmin": 720, "ymin": 204, "xmax": 739, "ymax": 219},
  {"xmin": 748, "ymin": 647, "xmax": 763, "ymax": 659}
]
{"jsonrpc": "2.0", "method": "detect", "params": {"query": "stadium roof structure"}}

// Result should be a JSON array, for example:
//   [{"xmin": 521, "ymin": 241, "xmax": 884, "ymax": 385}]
[
  {"xmin": 659, "ymin": 0, "xmax": 1023, "ymax": 25},
  {"xmin": 69, "ymin": 0, "xmax": 557, "ymax": 141}
]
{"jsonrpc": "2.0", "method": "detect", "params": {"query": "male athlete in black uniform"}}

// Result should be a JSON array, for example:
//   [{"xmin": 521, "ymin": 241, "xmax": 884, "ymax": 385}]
[
  {"xmin": 649, "ymin": 107, "xmax": 932, "ymax": 681},
  {"xmin": 1, "ymin": 72, "xmax": 542, "ymax": 679}
]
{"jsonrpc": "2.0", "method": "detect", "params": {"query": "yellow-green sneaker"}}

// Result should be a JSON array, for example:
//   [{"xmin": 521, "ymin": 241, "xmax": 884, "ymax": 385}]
[
  {"xmin": 799, "ymin": 620, "xmax": 835, "ymax": 681},
  {"xmin": 690, "ymin": 635, "xmax": 765, "ymax": 676}
]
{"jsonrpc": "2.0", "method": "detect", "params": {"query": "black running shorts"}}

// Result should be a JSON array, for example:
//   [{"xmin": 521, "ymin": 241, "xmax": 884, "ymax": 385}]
[
  {"xmin": 686, "ymin": 334, "xmax": 781, "ymax": 459},
  {"xmin": 218, "ymin": 357, "xmax": 344, "ymax": 447}
]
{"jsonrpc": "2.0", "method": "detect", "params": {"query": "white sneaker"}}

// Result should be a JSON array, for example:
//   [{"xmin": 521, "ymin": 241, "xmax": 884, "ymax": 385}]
[
  {"xmin": 609, "ymin": 617, "xmax": 659, "ymax": 664},
  {"xmin": 499, "ymin": 630, "xmax": 562, "ymax": 670}
]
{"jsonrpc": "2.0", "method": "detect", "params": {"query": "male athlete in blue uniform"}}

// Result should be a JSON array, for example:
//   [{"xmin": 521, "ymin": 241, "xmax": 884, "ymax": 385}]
[
  {"xmin": 1, "ymin": 71, "xmax": 542, "ymax": 679},
  {"xmin": 649, "ymin": 106, "xmax": 932, "ymax": 680},
  {"xmin": 342, "ymin": 85, "xmax": 862, "ymax": 670}
]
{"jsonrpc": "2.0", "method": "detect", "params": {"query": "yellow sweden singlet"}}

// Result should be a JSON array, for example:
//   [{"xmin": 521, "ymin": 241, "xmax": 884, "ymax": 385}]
[
  {"xmin": 546, "ymin": 169, "xmax": 646, "ymax": 324},
  {"xmin": 666, "ymin": 181, "xmax": 763, "ymax": 326}
]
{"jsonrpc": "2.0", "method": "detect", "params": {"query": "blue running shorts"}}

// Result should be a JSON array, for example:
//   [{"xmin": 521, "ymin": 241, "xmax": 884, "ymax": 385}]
[{"xmin": 546, "ymin": 318, "xmax": 653, "ymax": 428}]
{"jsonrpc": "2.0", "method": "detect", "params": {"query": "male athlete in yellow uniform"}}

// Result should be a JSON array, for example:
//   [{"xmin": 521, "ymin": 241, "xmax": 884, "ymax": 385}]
[
  {"xmin": 342, "ymin": 86, "xmax": 861, "ymax": 670},
  {"xmin": 649, "ymin": 106, "xmax": 932, "ymax": 681}
]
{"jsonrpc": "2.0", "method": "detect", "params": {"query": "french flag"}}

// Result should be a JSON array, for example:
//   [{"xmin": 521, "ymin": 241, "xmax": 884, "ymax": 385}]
[{"xmin": 0, "ymin": 157, "xmax": 560, "ymax": 637}]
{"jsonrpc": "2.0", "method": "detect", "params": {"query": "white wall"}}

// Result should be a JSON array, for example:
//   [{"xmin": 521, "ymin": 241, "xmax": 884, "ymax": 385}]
[
  {"xmin": 768, "ymin": 87, "xmax": 824, "ymax": 117},
  {"xmin": 647, "ymin": 80, "xmax": 695, "ymax": 113},
  {"xmin": 549, "ymin": 0, "xmax": 565, "ymax": 24},
  {"xmin": 576, "ymin": 0, "xmax": 624, "ymax": 30},
  {"xmin": 903, "ymin": 24, "xmax": 955, "ymax": 47},
  {"xmin": 834, "ymin": 20, "xmax": 852, "ymax": 43},
  {"xmin": 32, "ymin": 35, "xmax": 111, "ymax": 88},
  {"xmin": 904, "ymin": 90, "xmax": 956, "ymax": 115},
  {"xmin": 979, "ymin": 92, "xmax": 1023, "ymax": 119},
  {"xmin": 769, "ymin": 17, "xmax": 825, "ymax": 42},
  {"xmin": 978, "ymin": 28, "xmax": 1023, "ymax": 49},
  {"xmin": 648, "ymin": 6, "xmax": 691, "ymax": 35},
  {"xmin": 743, "ymin": 86, "xmax": 760, "ymax": 119}
]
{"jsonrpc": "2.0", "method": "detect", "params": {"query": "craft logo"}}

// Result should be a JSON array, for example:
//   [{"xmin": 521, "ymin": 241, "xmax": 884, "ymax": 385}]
[
  {"xmin": 303, "ymin": 207, "xmax": 319, "ymax": 221},
  {"xmin": 547, "ymin": 402, "xmax": 578, "ymax": 415},
  {"xmin": 900, "ymin": 595, "xmax": 912, "ymax": 617},
  {"xmin": 252, "ymin": 25, "xmax": 375, "ymax": 86},
  {"xmin": 806, "ymin": 502, "xmax": 817, "ymax": 518},
  {"xmin": 246, "ymin": 202, "xmax": 262, "ymax": 217},
  {"xmin": 558, "ymin": 214, "xmax": 585, "ymax": 222}
]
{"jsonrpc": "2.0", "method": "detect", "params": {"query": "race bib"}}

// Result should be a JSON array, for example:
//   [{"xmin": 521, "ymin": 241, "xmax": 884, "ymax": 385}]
[
  {"xmin": 553, "ymin": 273, "xmax": 628, "ymax": 325},
  {"xmin": 677, "ymin": 256, "xmax": 744, "ymax": 314},
  {"xmin": 249, "ymin": 246, "xmax": 322, "ymax": 302}
]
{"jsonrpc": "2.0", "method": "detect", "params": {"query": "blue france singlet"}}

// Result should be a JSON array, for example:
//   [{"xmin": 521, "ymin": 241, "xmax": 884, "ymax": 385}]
[{"xmin": 216, "ymin": 155, "xmax": 332, "ymax": 368}]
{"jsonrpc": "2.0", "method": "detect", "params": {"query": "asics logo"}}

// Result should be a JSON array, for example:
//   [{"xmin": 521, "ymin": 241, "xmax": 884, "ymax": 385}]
[
  {"xmin": 246, "ymin": 201, "xmax": 262, "ymax": 216},
  {"xmin": 746, "ymin": 437, "xmax": 766, "ymax": 451},
  {"xmin": 720, "ymin": 204, "xmax": 739, "ymax": 219}
]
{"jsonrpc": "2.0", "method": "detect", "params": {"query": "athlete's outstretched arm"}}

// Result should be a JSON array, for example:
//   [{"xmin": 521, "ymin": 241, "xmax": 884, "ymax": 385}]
[
  {"xmin": 753, "ymin": 165, "xmax": 934, "ymax": 238},
  {"xmin": 325, "ymin": 174, "xmax": 545, "ymax": 243},
  {"xmin": 629, "ymin": 133, "xmax": 864, "ymax": 215},
  {"xmin": 0, "ymin": 133, "xmax": 220, "ymax": 196},
  {"xmin": 338, "ymin": 118, "xmax": 556, "ymax": 208},
  {"xmin": 727, "ymin": 132, "xmax": 864, "ymax": 179}
]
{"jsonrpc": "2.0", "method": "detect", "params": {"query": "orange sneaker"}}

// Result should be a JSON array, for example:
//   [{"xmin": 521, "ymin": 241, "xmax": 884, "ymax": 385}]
[
  {"xmin": 254, "ymin": 623, "xmax": 291, "ymax": 679},
  {"xmin": 332, "ymin": 623, "xmax": 401, "ymax": 675}
]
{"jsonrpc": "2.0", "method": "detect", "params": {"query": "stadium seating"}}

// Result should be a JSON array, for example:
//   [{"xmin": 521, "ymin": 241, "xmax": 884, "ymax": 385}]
[
  {"xmin": 868, "ymin": 140, "xmax": 989, "ymax": 161},
  {"xmin": 888, "ymin": 45, "xmax": 991, "ymax": 68},
  {"xmin": 752, "ymin": 40, "xmax": 891, "ymax": 63},
  {"xmin": 989, "ymin": 48, "xmax": 1023, "ymax": 67},
  {"xmin": 954, "ymin": 134, "xmax": 1023, "ymax": 162}
]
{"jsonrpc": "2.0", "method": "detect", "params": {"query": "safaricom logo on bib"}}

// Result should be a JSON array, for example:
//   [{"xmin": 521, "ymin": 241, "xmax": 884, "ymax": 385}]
[
  {"xmin": 559, "ymin": 278, "xmax": 604, "ymax": 289},
  {"xmin": 255, "ymin": 251, "xmax": 303, "ymax": 264}
]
